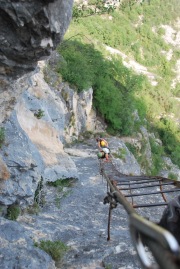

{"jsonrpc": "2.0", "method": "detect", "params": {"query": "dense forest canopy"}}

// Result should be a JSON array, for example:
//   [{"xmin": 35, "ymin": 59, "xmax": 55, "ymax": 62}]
[{"xmin": 57, "ymin": 0, "xmax": 180, "ymax": 169}]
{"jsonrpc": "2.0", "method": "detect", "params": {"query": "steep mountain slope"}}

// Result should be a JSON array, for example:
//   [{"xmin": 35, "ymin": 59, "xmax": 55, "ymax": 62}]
[
  {"xmin": 57, "ymin": 0, "xmax": 180, "ymax": 169},
  {"xmin": 0, "ymin": 1, "xmax": 180, "ymax": 268}
]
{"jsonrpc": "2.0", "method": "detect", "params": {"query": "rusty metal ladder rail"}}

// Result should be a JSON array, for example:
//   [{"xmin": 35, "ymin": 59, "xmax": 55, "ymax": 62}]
[
  {"xmin": 100, "ymin": 161, "xmax": 180, "ymax": 269},
  {"xmin": 109, "ymin": 168, "xmax": 179, "ymax": 208}
]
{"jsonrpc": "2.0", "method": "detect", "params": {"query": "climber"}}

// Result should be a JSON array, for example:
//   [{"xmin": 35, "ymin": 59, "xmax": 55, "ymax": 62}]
[
  {"xmin": 96, "ymin": 137, "xmax": 110, "ymax": 162},
  {"xmin": 97, "ymin": 150, "xmax": 110, "ymax": 160}
]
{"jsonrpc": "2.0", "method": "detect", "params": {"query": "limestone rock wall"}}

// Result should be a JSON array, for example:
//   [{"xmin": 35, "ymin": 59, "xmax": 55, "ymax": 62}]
[
  {"xmin": 0, "ymin": 0, "xmax": 78, "ymax": 208},
  {"xmin": 0, "ymin": 62, "xmax": 80, "ymax": 207},
  {"xmin": 60, "ymin": 85, "xmax": 98, "ymax": 143},
  {"xmin": 0, "ymin": 57, "xmax": 102, "ymax": 207}
]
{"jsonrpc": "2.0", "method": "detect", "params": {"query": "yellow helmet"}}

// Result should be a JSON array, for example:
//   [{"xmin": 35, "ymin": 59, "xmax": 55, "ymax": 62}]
[{"xmin": 100, "ymin": 140, "xmax": 106, "ymax": 146}]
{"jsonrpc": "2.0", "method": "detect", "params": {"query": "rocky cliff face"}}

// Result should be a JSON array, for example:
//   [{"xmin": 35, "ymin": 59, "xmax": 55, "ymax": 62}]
[
  {"xmin": 0, "ymin": 0, "xmax": 74, "ymax": 123},
  {"xmin": 0, "ymin": 0, "xmax": 77, "ymax": 207},
  {"xmin": 0, "ymin": 1, "xmax": 179, "ymax": 267},
  {"xmin": 0, "ymin": 54, "xmax": 109, "ymax": 267},
  {"xmin": 0, "ymin": 57, "xmax": 101, "ymax": 207}
]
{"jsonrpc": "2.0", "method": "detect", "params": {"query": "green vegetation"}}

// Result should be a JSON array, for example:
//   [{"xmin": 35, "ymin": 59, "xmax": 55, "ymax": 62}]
[
  {"xmin": 58, "ymin": 40, "xmax": 146, "ymax": 135},
  {"xmin": 47, "ymin": 178, "xmax": 75, "ymax": 188},
  {"xmin": 81, "ymin": 130, "xmax": 94, "ymax": 139},
  {"xmin": 154, "ymin": 118, "xmax": 180, "ymax": 166},
  {"xmin": 126, "ymin": 138, "xmax": 165, "ymax": 175},
  {"xmin": 136, "ymin": 138, "xmax": 152, "ymax": 174},
  {"xmin": 48, "ymin": 178, "xmax": 76, "ymax": 208},
  {"xmin": 112, "ymin": 147, "xmax": 127, "ymax": 161},
  {"xmin": 173, "ymin": 83, "xmax": 180, "ymax": 97},
  {"xmin": 72, "ymin": 0, "xmax": 116, "ymax": 20},
  {"xmin": 168, "ymin": 172, "xmax": 177, "ymax": 180},
  {"xmin": 6, "ymin": 204, "xmax": 20, "ymax": 220},
  {"xmin": 34, "ymin": 240, "xmax": 69, "ymax": 261},
  {"xmin": 105, "ymin": 264, "xmax": 112, "ymax": 269},
  {"xmin": 34, "ymin": 177, "xmax": 45, "ymax": 207},
  {"xmin": 125, "ymin": 142, "xmax": 139, "ymax": 159},
  {"xmin": 69, "ymin": 112, "xmax": 75, "ymax": 128},
  {"xmin": 149, "ymin": 137, "xmax": 165, "ymax": 175},
  {"xmin": 0, "ymin": 127, "xmax": 5, "ymax": 148},
  {"xmin": 34, "ymin": 109, "xmax": 45, "ymax": 119},
  {"xmin": 26, "ymin": 202, "xmax": 40, "ymax": 215},
  {"xmin": 56, "ymin": 0, "xmax": 180, "ymax": 168}
]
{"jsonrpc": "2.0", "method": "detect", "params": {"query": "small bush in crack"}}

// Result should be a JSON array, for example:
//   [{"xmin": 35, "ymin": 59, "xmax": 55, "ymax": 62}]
[
  {"xmin": 34, "ymin": 109, "xmax": 45, "ymax": 119},
  {"xmin": 34, "ymin": 240, "xmax": 69, "ymax": 261},
  {"xmin": 81, "ymin": 130, "xmax": 94, "ymax": 140},
  {"xmin": 105, "ymin": 265, "xmax": 112, "ymax": 269},
  {"xmin": 47, "ymin": 178, "xmax": 76, "ymax": 188},
  {"xmin": 0, "ymin": 127, "xmax": 5, "ymax": 148},
  {"xmin": 34, "ymin": 177, "xmax": 45, "ymax": 206},
  {"xmin": 26, "ymin": 202, "xmax": 40, "ymax": 215},
  {"xmin": 125, "ymin": 142, "xmax": 139, "ymax": 159},
  {"xmin": 112, "ymin": 147, "xmax": 127, "ymax": 161},
  {"xmin": 47, "ymin": 178, "xmax": 76, "ymax": 208},
  {"xmin": 168, "ymin": 172, "xmax": 177, "ymax": 180},
  {"xmin": 6, "ymin": 204, "xmax": 20, "ymax": 220}
]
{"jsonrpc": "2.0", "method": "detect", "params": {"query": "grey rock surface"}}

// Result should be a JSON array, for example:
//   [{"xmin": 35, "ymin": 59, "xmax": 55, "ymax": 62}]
[
  {"xmin": 161, "ymin": 157, "xmax": 180, "ymax": 179},
  {"xmin": 0, "ymin": 111, "xmax": 44, "ymax": 206},
  {"xmin": 0, "ymin": 101, "xmax": 78, "ymax": 206},
  {"xmin": 109, "ymin": 137, "xmax": 142, "ymax": 176},
  {"xmin": 0, "ymin": 217, "xmax": 56, "ymax": 269},
  {"xmin": 17, "ymin": 141, "xmax": 142, "ymax": 269}
]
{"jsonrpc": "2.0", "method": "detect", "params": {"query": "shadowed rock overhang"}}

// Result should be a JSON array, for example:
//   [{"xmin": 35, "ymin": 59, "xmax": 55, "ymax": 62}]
[{"xmin": 0, "ymin": 0, "xmax": 73, "ymax": 81}]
